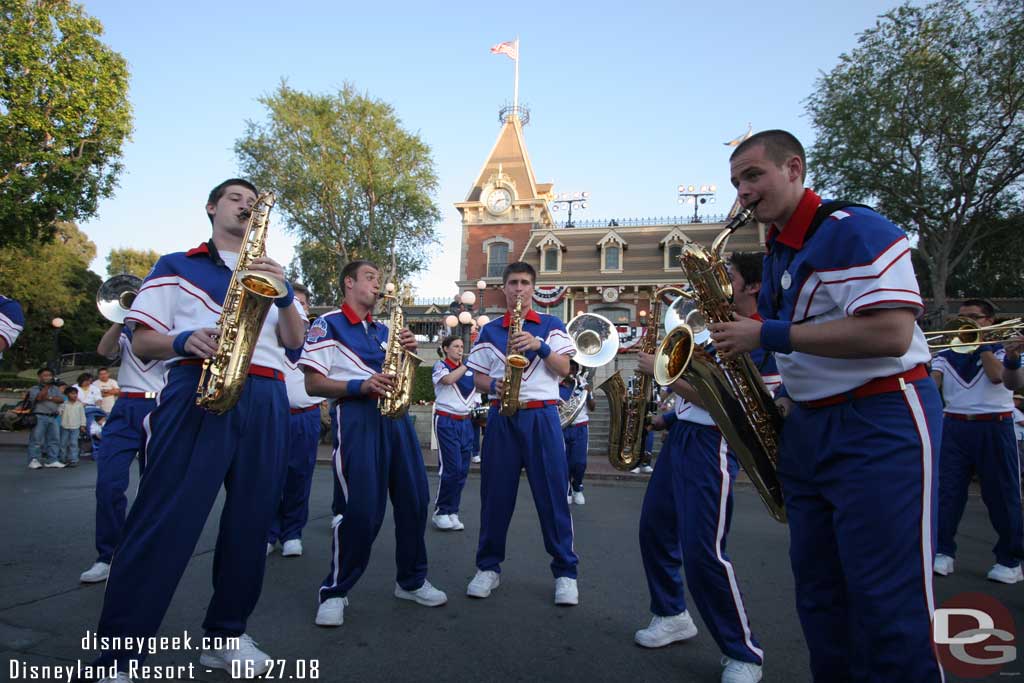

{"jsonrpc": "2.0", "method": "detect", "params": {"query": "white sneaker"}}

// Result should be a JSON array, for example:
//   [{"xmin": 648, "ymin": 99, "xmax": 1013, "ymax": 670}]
[
  {"xmin": 634, "ymin": 612, "xmax": 699, "ymax": 648},
  {"xmin": 199, "ymin": 633, "xmax": 270, "ymax": 677},
  {"xmin": 395, "ymin": 580, "xmax": 448, "ymax": 606},
  {"xmin": 466, "ymin": 570, "xmax": 500, "ymax": 598},
  {"xmin": 572, "ymin": 491, "xmax": 586, "ymax": 505},
  {"xmin": 567, "ymin": 494, "xmax": 573, "ymax": 504},
  {"xmin": 933, "ymin": 553, "xmax": 954, "ymax": 576},
  {"xmin": 330, "ymin": 514, "xmax": 343, "ymax": 528},
  {"xmin": 44, "ymin": 460, "xmax": 65, "ymax": 468},
  {"xmin": 282, "ymin": 539, "xmax": 303, "ymax": 557},
  {"xmin": 80, "ymin": 561, "xmax": 110, "ymax": 583},
  {"xmin": 987, "ymin": 563, "xmax": 1024, "ymax": 584},
  {"xmin": 315, "ymin": 597, "xmax": 348, "ymax": 626},
  {"xmin": 447, "ymin": 514, "xmax": 465, "ymax": 531},
  {"xmin": 630, "ymin": 467, "xmax": 641, "ymax": 474},
  {"xmin": 554, "ymin": 577, "xmax": 579, "ymax": 606},
  {"xmin": 28, "ymin": 459, "xmax": 42, "ymax": 469},
  {"xmin": 471, "ymin": 455, "xmax": 481, "ymax": 463},
  {"xmin": 641, "ymin": 465, "xmax": 654, "ymax": 473},
  {"xmin": 721, "ymin": 656, "xmax": 763, "ymax": 683},
  {"xmin": 266, "ymin": 542, "xmax": 275, "ymax": 556},
  {"xmin": 98, "ymin": 673, "xmax": 133, "ymax": 683},
  {"xmin": 432, "ymin": 513, "xmax": 453, "ymax": 530}
]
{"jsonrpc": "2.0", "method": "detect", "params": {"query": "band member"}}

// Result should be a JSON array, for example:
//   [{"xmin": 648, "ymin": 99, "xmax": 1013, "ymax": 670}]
[
  {"xmin": 634, "ymin": 252, "xmax": 776, "ymax": 683},
  {"xmin": 79, "ymin": 320, "xmax": 165, "ymax": 584},
  {"xmin": 559, "ymin": 359, "xmax": 595, "ymax": 504},
  {"xmin": 932, "ymin": 298, "xmax": 1023, "ymax": 582},
  {"xmin": 431, "ymin": 335, "xmax": 477, "ymax": 531},
  {"xmin": 267, "ymin": 284, "xmax": 321, "ymax": 558},
  {"xmin": 302, "ymin": 260, "xmax": 446, "ymax": 628},
  {"xmin": 465, "ymin": 262, "xmax": 578, "ymax": 605},
  {"xmin": 0, "ymin": 295, "xmax": 24, "ymax": 359},
  {"xmin": 712, "ymin": 130, "xmax": 943, "ymax": 681},
  {"xmin": 90, "ymin": 178, "xmax": 306, "ymax": 679}
]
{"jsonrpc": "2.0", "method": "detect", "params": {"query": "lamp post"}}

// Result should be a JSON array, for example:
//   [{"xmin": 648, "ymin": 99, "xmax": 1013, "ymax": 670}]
[
  {"xmin": 445, "ymin": 281, "xmax": 491, "ymax": 351},
  {"xmin": 551, "ymin": 191, "xmax": 590, "ymax": 228},
  {"xmin": 51, "ymin": 317, "xmax": 65, "ymax": 371},
  {"xmin": 677, "ymin": 184, "xmax": 716, "ymax": 223}
]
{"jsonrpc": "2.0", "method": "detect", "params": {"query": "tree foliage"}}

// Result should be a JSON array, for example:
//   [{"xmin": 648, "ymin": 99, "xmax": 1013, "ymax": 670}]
[
  {"xmin": 0, "ymin": 222, "xmax": 105, "ymax": 368},
  {"xmin": 236, "ymin": 82, "xmax": 441, "ymax": 305},
  {"xmin": 0, "ymin": 0, "xmax": 133, "ymax": 248},
  {"xmin": 106, "ymin": 247, "xmax": 159, "ymax": 279},
  {"xmin": 806, "ymin": 0, "xmax": 1024, "ymax": 322}
]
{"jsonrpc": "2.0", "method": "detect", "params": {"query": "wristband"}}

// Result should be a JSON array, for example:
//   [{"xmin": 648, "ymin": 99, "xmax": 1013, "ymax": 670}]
[
  {"xmin": 759, "ymin": 320, "xmax": 793, "ymax": 354},
  {"xmin": 490, "ymin": 378, "xmax": 497, "ymax": 394},
  {"xmin": 347, "ymin": 379, "xmax": 365, "ymax": 397},
  {"xmin": 537, "ymin": 341, "xmax": 551, "ymax": 359},
  {"xmin": 275, "ymin": 281, "xmax": 295, "ymax": 309},
  {"xmin": 1004, "ymin": 355, "xmax": 1022, "ymax": 370},
  {"xmin": 172, "ymin": 330, "xmax": 194, "ymax": 357}
]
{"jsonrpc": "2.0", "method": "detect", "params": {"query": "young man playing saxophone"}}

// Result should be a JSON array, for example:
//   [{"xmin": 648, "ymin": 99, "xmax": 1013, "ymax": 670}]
[{"xmin": 464, "ymin": 261, "xmax": 579, "ymax": 605}]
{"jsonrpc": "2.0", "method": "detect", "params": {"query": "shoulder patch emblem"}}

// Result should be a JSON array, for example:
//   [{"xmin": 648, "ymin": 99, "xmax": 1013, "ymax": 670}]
[{"xmin": 307, "ymin": 318, "xmax": 328, "ymax": 343}]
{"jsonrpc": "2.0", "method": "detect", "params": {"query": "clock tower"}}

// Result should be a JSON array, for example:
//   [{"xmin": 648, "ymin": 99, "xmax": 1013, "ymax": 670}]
[{"xmin": 455, "ymin": 107, "xmax": 554, "ymax": 309}]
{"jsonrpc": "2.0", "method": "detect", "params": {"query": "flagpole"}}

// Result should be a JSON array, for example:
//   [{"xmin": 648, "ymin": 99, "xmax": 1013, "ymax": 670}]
[{"xmin": 513, "ymin": 36, "xmax": 520, "ymax": 115}]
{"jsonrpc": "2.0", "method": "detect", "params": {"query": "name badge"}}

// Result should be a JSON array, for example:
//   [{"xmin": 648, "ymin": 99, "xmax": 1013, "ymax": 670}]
[{"xmin": 781, "ymin": 271, "xmax": 792, "ymax": 290}]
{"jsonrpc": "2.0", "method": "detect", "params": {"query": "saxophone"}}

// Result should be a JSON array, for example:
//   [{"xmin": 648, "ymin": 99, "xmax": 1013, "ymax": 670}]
[
  {"xmin": 196, "ymin": 192, "xmax": 288, "ymax": 414},
  {"xmin": 657, "ymin": 206, "xmax": 787, "ymax": 522},
  {"xmin": 498, "ymin": 296, "xmax": 530, "ymax": 416},
  {"xmin": 379, "ymin": 287, "xmax": 424, "ymax": 418}
]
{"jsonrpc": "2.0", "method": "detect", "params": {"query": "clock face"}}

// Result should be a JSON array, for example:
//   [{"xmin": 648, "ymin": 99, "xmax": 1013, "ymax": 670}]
[{"xmin": 486, "ymin": 188, "xmax": 512, "ymax": 215}]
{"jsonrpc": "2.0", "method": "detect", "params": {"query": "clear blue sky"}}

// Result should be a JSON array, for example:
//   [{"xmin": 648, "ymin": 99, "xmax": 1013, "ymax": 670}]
[{"xmin": 80, "ymin": 0, "xmax": 904, "ymax": 298}]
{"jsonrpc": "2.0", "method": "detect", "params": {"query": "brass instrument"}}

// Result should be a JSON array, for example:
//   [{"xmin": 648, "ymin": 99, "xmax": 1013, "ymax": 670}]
[
  {"xmin": 926, "ymin": 316, "xmax": 1024, "ymax": 354},
  {"xmin": 196, "ymin": 192, "xmax": 289, "ymax": 414},
  {"xmin": 499, "ymin": 296, "xmax": 530, "ymax": 416},
  {"xmin": 559, "ymin": 312, "xmax": 621, "ymax": 428},
  {"xmin": 379, "ymin": 285, "xmax": 426, "ymax": 418},
  {"xmin": 654, "ymin": 206, "xmax": 787, "ymax": 522},
  {"xmin": 97, "ymin": 274, "xmax": 143, "ymax": 323}
]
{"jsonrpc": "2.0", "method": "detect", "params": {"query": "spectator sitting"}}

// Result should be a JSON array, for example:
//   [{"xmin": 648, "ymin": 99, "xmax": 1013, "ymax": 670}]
[{"xmin": 60, "ymin": 386, "xmax": 87, "ymax": 467}]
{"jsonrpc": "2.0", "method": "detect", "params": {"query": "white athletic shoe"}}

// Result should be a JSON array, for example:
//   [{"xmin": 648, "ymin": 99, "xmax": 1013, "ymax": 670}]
[
  {"xmin": 634, "ymin": 612, "xmax": 698, "ymax": 648},
  {"xmin": 199, "ymin": 633, "xmax": 271, "ymax": 677},
  {"xmin": 447, "ymin": 514, "xmax": 465, "ymax": 531},
  {"xmin": 721, "ymin": 656, "xmax": 763, "ymax": 683},
  {"xmin": 554, "ymin": 577, "xmax": 579, "ymax": 606},
  {"xmin": 80, "ymin": 561, "xmax": 110, "ymax": 583},
  {"xmin": 641, "ymin": 465, "xmax": 654, "ymax": 473},
  {"xmin": 28, "ymin": 459, "xmax": 42, "ymax": 469},
  {"xmin": 630, "ymin": 467, "xmax": 641, "ymax": 474},
  {"xmin": 471, "ymin": 455, "xmax": 481, "ymax": 463},
  {"xmin": 395, "ymin": 580, "xmax": 448, "ymax": 607},
  {"xmin": 315, "ymin": 597, "xmax": 348, "ymax": 626},
  {"xmin": 572, "ymin": 491, "xmax": 586, "ymax": 505},
  {"xmin": 567, "ymin": 494, "xmax": 573, "ymax": 505},
  {"xmin": 987, "ymin": 563, "xmax": 1024, "ymax": 584},
  {"xmin": 266, "ymin": 542, "xmax": 275, "ymax": 556},
  {"xmin": 432, "ymin": 513, "xmax": 453, "ymax": 530},
  {"xmin": 466, "ymin": 570, "xmax": 500, "ymax": 598},
  {"xmin": 282, "ymin": 539, "xmax": 303, "ymax": 557},
  {"xmin": 44, "ymin": 460, "xmax": 65, "ymax": 468},
  {"xmin": 933, "ymin": 553, "xmax": 954, "ymax": 576}
]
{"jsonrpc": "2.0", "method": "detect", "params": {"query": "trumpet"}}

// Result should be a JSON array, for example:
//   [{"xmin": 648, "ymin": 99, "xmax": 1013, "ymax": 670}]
[
  {"xmin": 926, "ymin": 317, "xmax": 1024, "ymax": 354},
  {"xmin": 96, "ymin": 274, "xmax": 143, "ymax": 323}
]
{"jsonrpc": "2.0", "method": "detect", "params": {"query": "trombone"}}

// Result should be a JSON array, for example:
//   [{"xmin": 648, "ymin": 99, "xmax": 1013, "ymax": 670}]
[{"xmin": 925, "ymin": 317, "xmax": 1024, "ymax": 354}]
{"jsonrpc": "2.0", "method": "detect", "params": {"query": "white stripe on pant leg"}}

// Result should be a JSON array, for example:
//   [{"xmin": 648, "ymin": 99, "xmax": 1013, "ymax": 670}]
[
  {"xmin": 433, "ymin": 414, "xmax": 444, "ymax": 513},
  {"xmin": 321, "ymin": 404, "xmax": 348, "ymax": 601},
  {"xmin": 902, "ymin": 384, "xmax": 945, "ymax": 683},
  {"xmin": 714, "ymin": 435, "xmax": 764, "ymax": 661}
]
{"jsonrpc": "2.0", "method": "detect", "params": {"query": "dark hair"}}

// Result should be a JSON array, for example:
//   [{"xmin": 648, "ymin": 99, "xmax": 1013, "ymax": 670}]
[
  {"xmin": 206, "ymin": 178, "xmax": 258, "ymax": 225},
  {"xmin": 77, "ymin": 373, "xmax": 93, "ymax": 384},
  {"xmin": 961, "ymin": 298, "xmax": 996, "ymax": 319},
  {"xmin": 98, "ymin": 367, "xmax": 109, "ymax": 373},
  {"xmin": 441, "ymin": 336, "xmax": 463, "ymax": 351},
  {"xmin": 502, "ymin": 261, "xmax": 536, "ymax": 285},
  {"xmin": 729, "ymin": 252, "xmax": 764, "ymax": 290},
  {"xmin": 731, "ymin": 130, "xmax": 806, "ymax": 181},
  {"xmin": 340, "ymin": 260, "xmax": 379, "ymax": 295},
  {"xmin": 64, "ymin": 386, "xmax": 78, "ymax": 397},
  {"xmin": 37, "ymin": 367, "xmax": 54, "ymax": 376},
  {"xmin": 292, "ymin": 283, "xmax": 310, "ymax": 297}
]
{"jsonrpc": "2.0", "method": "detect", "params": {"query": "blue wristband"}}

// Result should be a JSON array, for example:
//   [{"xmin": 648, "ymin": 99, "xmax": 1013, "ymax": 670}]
[
  {"xmin": 537, "ymin": 341, "xmax": 551, "ymax": 359},
  {"xmin": 760, "ymin": 320, "xmax": 793, "ymax": 354},
  {"xmin": 1004, "ymin": 355, "xmax": 1022, "ymax": 370},
  {"xmin": 275, "ymin": 281, "xmax": 295, "ymax": 309},
  {"xmin": 490, "ymin": 378, "xmax": 497, "ymax": 394},
  {"xmin": 172, "ymin": 330, "xmax": 194, "ymax": 357},
  {"xmin": 347, "ymin": 379, "xmax": 365, "ymax": 397}
]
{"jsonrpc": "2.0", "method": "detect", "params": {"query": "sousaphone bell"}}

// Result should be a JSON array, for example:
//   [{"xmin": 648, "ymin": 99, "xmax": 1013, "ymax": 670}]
[{"xmin": 96, "ymin": 274, "xmax": 143, "ymax": 323}]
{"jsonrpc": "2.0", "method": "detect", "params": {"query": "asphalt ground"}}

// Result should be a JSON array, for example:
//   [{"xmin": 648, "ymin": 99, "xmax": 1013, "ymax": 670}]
[{"xmin": 1, "ymin": 433, "xmax": 1022, "ymax": 682}]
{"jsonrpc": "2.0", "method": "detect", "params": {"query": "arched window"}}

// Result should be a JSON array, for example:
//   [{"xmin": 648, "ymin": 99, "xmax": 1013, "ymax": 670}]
[
  {"xmin": 487, "ymin": 242, "xmax": 509, "ymax": 278},
  {"xmin": 604, "ymin": 245, "xmax": 620, "ymax": 271}
]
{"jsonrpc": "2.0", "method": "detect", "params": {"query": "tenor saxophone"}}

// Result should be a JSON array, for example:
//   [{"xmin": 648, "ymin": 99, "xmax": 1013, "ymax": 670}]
[
  {"xmin": 196, "ymin": 192, "xmax": 289, "ymax": 414},
  {"xmin": 498, "ymin": 296, "xmax": 530, "ymax": 416},
  {"xmin": 379, "ymin": 289, "xmax": 425, "ymax": 418}
]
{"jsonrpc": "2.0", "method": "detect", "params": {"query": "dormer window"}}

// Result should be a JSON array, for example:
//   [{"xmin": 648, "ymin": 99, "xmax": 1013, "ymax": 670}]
[
  {"xmin": 536, "ymin": 231, "xmax": 566, "ymax": 274},
  {"xmin": 604, "ymin": 246, "xmax": 620, "ymax": 270},
  {"xmin": 660, "ymin": 227, "xmax": 691, "ymax": 271},
  {"xmin": 597, "ymin": 230, "xmax": 627, "ymax": 273}
]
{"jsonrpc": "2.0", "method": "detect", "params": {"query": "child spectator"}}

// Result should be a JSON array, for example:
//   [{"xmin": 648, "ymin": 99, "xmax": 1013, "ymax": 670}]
[{"xmin": 60, "ymin": 386, "xmax": 87, "ymax": 466}]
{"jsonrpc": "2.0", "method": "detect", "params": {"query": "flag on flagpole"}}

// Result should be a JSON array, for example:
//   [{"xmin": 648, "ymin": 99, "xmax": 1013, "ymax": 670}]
[
  {"xmin": 724, "ymin": 123, "xmax": 753, "ymax": 147},
  {"xmin": 490, "ymin": 40, "xmax": 518, "ymax": 60}
]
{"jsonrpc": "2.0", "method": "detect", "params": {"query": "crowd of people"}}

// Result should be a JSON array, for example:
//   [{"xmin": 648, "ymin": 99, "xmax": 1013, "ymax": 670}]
[{"xmin": 0, "ymin": 130, "xmax": 1022, "ymax": 683}]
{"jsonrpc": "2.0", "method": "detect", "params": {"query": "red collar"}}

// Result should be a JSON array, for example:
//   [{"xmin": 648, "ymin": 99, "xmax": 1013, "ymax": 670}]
[
  {"xmin": 444, "ymin": 358, "xmax": 459, "ymax": 370},
  {"xmin": 185, "ymin": 242, "xmax": 211, "ymax": 257},
  {"xmin": 766, "ymin": 189, "xmax": 821, "ymax": 251},
  {"xmin": 750, "ymin": 312, "xmax": 764, "ymax": 322},
  {"xmin": 341, "ymin": 303, "xmax": 373, "ymax": 324},
  {"xmin": 501, "ymin": 308, "xmax": 542, "ymax": 327}
]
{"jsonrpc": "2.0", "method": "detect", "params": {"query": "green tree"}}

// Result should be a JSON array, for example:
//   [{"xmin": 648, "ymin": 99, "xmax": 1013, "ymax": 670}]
[
  {"xmin": 0, "ymin": 222, "xmax": 105, "ymax": 368},
  {"xmin": 236, "ymin": 82, "xmax": 441, "ymax": 303},
  {"xmin": 806, "ymin": 0, "xmax": 1024, "ymax": 323},
  {"xmin": 107, "ymin": 247, "xmax": 160, "ymax": 279},
  {"xmin": 0, "ymin": 0, "xmax": 133, "ymax": 248}
]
